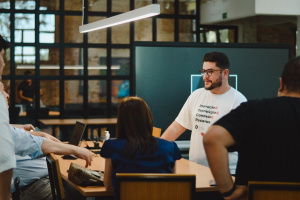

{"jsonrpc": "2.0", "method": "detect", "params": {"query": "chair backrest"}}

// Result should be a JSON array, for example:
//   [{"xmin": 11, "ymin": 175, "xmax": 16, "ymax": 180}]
[
  {"xmin": 116, "ymin": 173, "xmax": 195, "ymax": 200},
  {"xmin": 248, "ymin": 181, "xmax": 300, "ymax": 200},
  {"xmin": 152, "ymin": 127, "xmax": 162, "ymax": 138},
  {"xmin": 46, "ymin": 153, "xmax": 65, "ymax": 200}
]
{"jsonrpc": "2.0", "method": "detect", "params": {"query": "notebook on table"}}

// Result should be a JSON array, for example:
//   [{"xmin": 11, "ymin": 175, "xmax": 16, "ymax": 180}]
[{"xmin": 62, "ymin": 121, "xmax": 87, "ymax": 160}]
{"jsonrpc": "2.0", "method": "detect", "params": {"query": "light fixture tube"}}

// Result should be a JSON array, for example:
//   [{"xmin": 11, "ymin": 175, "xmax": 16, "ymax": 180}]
[{"xmin": 79, "ymin": 4, "xmax": 160, "ymax": 33}]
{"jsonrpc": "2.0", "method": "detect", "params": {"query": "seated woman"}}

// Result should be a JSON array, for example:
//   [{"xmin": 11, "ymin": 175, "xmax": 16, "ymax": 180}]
[{"xmin": 100, "ymin": 97, "xmax": 182, "ymax": 193}]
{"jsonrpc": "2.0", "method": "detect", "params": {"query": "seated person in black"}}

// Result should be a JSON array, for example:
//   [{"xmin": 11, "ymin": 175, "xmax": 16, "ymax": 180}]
[
  {"xmin": 100, "ymin": 97, "xmax": 182, "ymax": 193},
  {"xmin": 18, "ymin": 71, "xmax": 35, "ymax": 107},
  {"xmin": 203, "ymin": 56, "xmax": 300, "ymax": 199}
]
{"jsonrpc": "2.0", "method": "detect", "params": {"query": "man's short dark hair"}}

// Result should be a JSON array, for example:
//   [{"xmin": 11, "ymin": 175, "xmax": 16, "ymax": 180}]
[
  {"xmin": 203, "ymin": 52, "xmax": 230, "ymax": 69},
  {"xmin": 281, "ymin": 56, "xmax": 300, "ymax": 93},
  {"xmin": 24, "ymin": 70, "xmax": 32, "ymax": 76},
  {"xmin": 0, "ymin": 35, "xmax": 9, "ymax": 52}
]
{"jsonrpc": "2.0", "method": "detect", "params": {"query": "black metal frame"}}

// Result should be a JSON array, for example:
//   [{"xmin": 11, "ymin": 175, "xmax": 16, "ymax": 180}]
[{"xmin": 1, "ymin": 0, "xmax": 200, "ymax": 120}]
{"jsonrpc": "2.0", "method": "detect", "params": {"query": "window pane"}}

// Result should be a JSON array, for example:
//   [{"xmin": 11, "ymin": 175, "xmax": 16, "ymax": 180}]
[
  {"xmin": 40, "ymin": 48, "xmax": 60, "ymax": 76},
  {"xmin": 0, "ymin": 0, "xmax": 10, "ymax": 9},
  {"xmin": 111, "ymin": 80, "xmax": 130, "ymax": 115},
  {"xmin": 0, "ymin": 13, "xmax": 10, "ymax": 39},
  {"xmin": 179, "ymin": 19, "xmax": 195, "ymax": 42},
  {"xmin": 40, "ymin": 14, "xmax": 55, "ymax": 31},
  {"xmin": 112, "ymin": 0, "xmax": 129, "ymax": 12},
  {"xmin": 157, "ymin": 19, "xmax": 174, "ymax": 42},
  {"xmin": 158, "ymin": 1, "xmax": 174, "ymax": 14},
  {"xmin": 15, "ymin": 14, "xmax": 35, "ymax": 29},
  {"xmin": 23, "ymin": 30, "xmax": 35, "ymax": 43},
  {"xmin": 65, "ymin": 80, "xmax": 83, "ymax": 117},
  {"xmin": 40, "ymin": 80, "xmax": 59, "ymax": 109},
  {"xmin": 135, "ymin": 0, "xmax": 151, "ymax": 9},
  {"xmin": 88, "ymin": 80, "xmax": 107, "ymax": 117},
  {"xmin": 15, "ymin": 0, "xmax": 35, "ymax": 10},
  {"xmin": 64, "ymin": 48, "xmax": 83, "ymax": 75},
  {"xmin": 219, "ymin": 29, "xmax": 230, "ymax": 43},
  {"xmin": 206, "ymin": 31, "xmax": 217, "ymax": 43},
  {"xmin": 64, "ymin": 16, "xmax": 83, "ymax": 43},
  {"xmin": 179, "ymin": 0, "xmax": 196, "ymax": 15},
  {"xmin": 88, "ymin": 17, "xmax": 107, "ymax": 44},
  {"xmin": 65, "ymin": 0, "xmax": 82, "ymax": 11},
  {"xmin": 15, "ymin": 47, "xmax": 36, "ymax": 74},
  {"xmin": 134, "ymin": 18, "xmax": 152, "ymax": 41},
  {"xmin": 88, "ymin": 0, "xmax": 106, "ymax": 12},
  {"xmin": 111, "ymin": 23, "xmax": 130, "ymax": 44},
  {"xmin": 40, "ymin": 0, "xmax": 60, "ymax": 11},
  {"xmin": 88, "ymin": 48, "xmax": 107, "ymax": 76},
  {"xmin": 40, "ymin": 33, "xmax": 55, "ymax": 43},
  {"xmin": 111, "ymin": 49, "xmax": 130, "ymax": 76}
]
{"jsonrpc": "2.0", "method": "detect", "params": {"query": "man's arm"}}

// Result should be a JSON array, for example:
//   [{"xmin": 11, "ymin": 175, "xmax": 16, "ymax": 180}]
[
  {"xmin": 0, "ymin": 169, "xmax": 13, "ymax": 200},
  {"xmin": 41, "ymin": 139, "xmax": 92, "ymax": 167},
  {"xmin": 19, "ymin": 90, "xmax": 33, "ymax": 102},
  {"xmin": 203, "ymin": 125, "xmax": 247, "ymax": 200},
  {"xmin": 11, "ymin": 124, "xmax": 35, "ymax": 131},
  {"xmin": 28, "ymin": 131, "xmax": 61, "ymax": 143},
  {"xmin": 161, "ymin": 121, "xmax": 186, "ymax": 141}
]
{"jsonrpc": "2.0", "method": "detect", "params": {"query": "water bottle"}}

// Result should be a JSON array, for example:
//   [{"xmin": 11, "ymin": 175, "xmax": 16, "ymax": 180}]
[{"xmin": 104, "ymin": 131, "xmax": 110, "ymax": 141}]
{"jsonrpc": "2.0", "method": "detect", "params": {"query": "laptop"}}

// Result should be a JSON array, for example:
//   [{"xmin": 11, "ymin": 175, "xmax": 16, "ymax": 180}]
[
  {"xmin": 62, "ymin": 121, "xmax": 86, "ymax": 160},
  {"xmin": 68, "ymin": 121, "xmax": 87, "ymax": 146}
]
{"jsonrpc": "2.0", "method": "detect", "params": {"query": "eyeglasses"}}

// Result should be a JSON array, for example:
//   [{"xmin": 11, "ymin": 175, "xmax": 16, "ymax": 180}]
[{"xmin": 199, "ymin": 69, "xmax": 224, "ymax": 76}]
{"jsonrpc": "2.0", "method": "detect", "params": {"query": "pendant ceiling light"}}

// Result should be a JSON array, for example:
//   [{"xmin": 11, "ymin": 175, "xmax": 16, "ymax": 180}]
[{"xmin": 79, "ymin": 4, "xmax": 160, "ymax": 33}]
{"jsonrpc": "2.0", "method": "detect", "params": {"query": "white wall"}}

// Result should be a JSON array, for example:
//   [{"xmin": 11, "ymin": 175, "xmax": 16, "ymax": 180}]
[
  {"xmin": 201, "ymin": 0, "xmax": 255, "ymax": 24},
  {"xmin": 256, "ymin": 0, "xmax": 300, "ymax": 15},
  {"xmin": 201, "ymin": 0, "xmax": 300, "ymax": 24}
]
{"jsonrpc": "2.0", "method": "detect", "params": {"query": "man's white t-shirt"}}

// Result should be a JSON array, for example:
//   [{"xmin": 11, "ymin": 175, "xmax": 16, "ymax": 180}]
[
  {"xmin": 176, "ymin": 87, "xmax": 247, "ymax": 174},
  {"xmin": 0, "ymin": 93, "xmax": 16, "ymax": 173}
]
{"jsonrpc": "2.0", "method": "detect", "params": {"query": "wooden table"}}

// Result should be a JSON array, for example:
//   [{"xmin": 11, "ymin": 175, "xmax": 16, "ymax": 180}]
[
  {"xmin": 38, "ymin": 118, "xmax": 117, "ymax": 126},
  {"xmin": 57, "ymin": 142, "xmax": 219, "ymax": 199},
  {"xmin": 19, "ymin": 111, "xmax": 60, "ymax": 117},
  {"xmin": 39, "ymin": 118, "xmax": 117, "ymax": 140}
]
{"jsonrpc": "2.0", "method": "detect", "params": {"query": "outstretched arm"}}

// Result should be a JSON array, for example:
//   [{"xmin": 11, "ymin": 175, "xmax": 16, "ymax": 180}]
[
  {"xmin": 11, "ymin": 124, "xmax": 35, "ymax": 131},
  {"xmin": 203, "ymin": 125, "xmax": 248, "ymax": 200},
  {"xmin": 28, "ymin": 131, "xmax": 61, "ymax": 143},
  {"xmin": 41, "ymin": 139, "xmax": 92, "ymax": 167},
  {"xmin": 161, "ymin": 121, "xmax": 186, "ymax": 141}
]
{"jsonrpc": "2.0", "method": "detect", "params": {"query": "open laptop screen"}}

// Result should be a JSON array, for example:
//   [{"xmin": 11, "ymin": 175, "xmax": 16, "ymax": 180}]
[{"xmin": 68, "ymin": 121, "xmax": 86, "ymax": 146}]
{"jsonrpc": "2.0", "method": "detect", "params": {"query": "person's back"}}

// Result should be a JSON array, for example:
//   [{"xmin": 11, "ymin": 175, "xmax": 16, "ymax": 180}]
[
  {"xmin": 203, "ymin": 56, "xmax": 300, "ymax": 199},
  {"xmin": 219, "ymin": 97, "xmax": 300, "ymax": 185},
  {"xmin": 101, "ymin": 138, "xmax": 181, "ymax": 189},
  {"xmin": 100, "ymin": 97, "xmax": 182, "ymax": 193}
]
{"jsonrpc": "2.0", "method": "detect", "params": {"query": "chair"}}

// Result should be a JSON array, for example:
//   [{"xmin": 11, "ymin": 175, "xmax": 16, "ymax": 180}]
[
  {"xmin": 11, "ymin": 177, "xmax": 20, "ymax": 200},
  {"xmin": 46, "ymin": 153, "xmax": 65, "ymax": 200},
  {"xmin": 116, "ymin": 173, "xmax": 195, "ymax": 200},
  {"xmin": 152, "ymin": 127, "xmax": 162, "ymax": 138},
  {"xmin": 248, "ymin": 181, "xmax": 300, "ymax": 200}
]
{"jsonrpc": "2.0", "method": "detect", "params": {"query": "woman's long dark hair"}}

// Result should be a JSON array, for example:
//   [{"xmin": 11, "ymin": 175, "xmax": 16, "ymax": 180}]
[{"xmin": 116, "ymin": 97, "xmax": 158, "ymax": 157}]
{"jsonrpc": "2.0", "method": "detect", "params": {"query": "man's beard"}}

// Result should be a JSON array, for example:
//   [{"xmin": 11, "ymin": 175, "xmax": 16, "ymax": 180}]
[{"xmin": 204, "ymin": 74, "xmax": 223, "ymax": 90}]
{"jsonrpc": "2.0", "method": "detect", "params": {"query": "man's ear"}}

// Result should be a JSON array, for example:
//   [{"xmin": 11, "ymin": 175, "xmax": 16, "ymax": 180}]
[
  {"xmin": 278, "ymin": 77, "xmax": 284, "ymax": 96},
  {"xmin": 223, "ymin": 69, "xmax": 229, "ymax": 77}
]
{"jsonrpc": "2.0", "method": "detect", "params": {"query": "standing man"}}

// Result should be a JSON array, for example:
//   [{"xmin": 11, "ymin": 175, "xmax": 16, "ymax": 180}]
[
  {"xmin": 0, "ymin": 34, "xmax": 16, "ymax": 200},
  {"xmin": 161, "ymin": 52, "xmax": 247, "ymax": 174},
  {"xmin": 204, "ymin": 56, "xmax": 300, "ymax": 200}
]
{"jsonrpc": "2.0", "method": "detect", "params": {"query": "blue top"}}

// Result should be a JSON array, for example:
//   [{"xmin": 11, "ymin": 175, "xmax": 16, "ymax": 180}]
[
  {"xmin": 100, "ymin": 137, "xmax": 182, "ymax": 191},
  {"xmin": 11, "ymin": 127, "xmax": 47, "ymax": 192}
]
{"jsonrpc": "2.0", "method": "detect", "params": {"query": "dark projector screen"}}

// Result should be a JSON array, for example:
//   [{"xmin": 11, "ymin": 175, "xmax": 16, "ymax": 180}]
[{"xmin": 134, "ymin": 42, "xmax": 290, "ymax": 140}]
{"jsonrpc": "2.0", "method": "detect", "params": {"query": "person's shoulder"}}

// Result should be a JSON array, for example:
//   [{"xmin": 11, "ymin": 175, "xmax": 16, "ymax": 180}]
[{"xmin": 156, "ymin": 137, "xmax": 177, "ymax": 147}]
